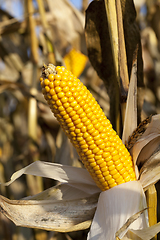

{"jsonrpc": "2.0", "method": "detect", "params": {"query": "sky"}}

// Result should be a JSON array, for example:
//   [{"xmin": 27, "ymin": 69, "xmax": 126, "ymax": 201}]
[
  {"xmin": 0, "ymin": 0, "xmax": 146, "ymax": 19},
  {"xmin": 0, "ymin": 0, "xmax": 83, "ymax": 18},
  {"xmin": 70, "ymin": 0, "xmax": 82, "ymax": 10},
  {"xmin": 0, "ymin": 0, "xmax": 23, "ymax": 18}
]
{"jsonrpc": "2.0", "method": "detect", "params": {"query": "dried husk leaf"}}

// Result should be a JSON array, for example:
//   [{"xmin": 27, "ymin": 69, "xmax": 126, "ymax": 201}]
[
  {"xmin": 140, "ymin": 114, "xmax": 160, "ymax": 137},
  {"xmin": 1, "ymin": 161, "xmax": 100, "ymax": 195},
  {"xmin": 122, "ymin": 59, "xmax": 137, "ymax": 145},
  {"xmin": 117, "ymin": 208, "xmax": 147, "ymax": 239},
  {"xmin": 0, "ymin": 193, "xmax": 98, "ymax": 232},
  {"xmin": 140, "ymin": 150, "xmax": 160, "ymax": 191},
  {"xmin": 131, "ymin": 114, "xmax": 160, "ymax": 168},
  {"xmin": 137, "ymin": 136, "xmax": 160, "ymax": 166},
  {"xmin": 25, "ymin": 183, "xmax": 99, "ymax": 201},
  {"xmin": 0, "ymin": 162, "xmax": 100, "ymax": 232},
  {"xmin": 128, "ymin": 221, "xmax": 160, "ymax": 240}
]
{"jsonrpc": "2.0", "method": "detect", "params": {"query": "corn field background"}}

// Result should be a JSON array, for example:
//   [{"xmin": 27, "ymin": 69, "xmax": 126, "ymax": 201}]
[{"xmin": 0, "ymin": 0, "xmax": 160, "ymax": 239}]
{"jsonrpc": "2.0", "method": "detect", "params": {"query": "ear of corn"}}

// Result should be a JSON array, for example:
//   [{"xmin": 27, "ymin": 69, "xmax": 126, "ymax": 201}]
[
  {"xmin": 40, "ymin": 64, "xmax": 136, "ymax": 191},
  {"xmin": 64, "ymin": 48, "xmax": 88, "ymax": 77}
]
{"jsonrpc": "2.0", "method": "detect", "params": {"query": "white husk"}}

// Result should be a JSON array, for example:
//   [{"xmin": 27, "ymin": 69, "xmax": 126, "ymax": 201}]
[{"xmin": 87, "ymin": 181, "xmax": 148, "ymax": 240}]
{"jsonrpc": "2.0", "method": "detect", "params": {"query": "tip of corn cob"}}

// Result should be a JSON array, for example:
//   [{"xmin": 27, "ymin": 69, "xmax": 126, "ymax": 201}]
[{"xmin": 40, "ymin": 64, "xmax": 136, "ymax": 191}]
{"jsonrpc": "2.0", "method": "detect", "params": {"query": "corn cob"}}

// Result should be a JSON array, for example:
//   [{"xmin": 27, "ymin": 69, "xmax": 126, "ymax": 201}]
[
  {"xmin": 64, "ymin": 48, "xmax": 88, "ymax": 77},
  {"xmin": 40, "ymin": 64, "xmax": 136, "ymax": 191}
]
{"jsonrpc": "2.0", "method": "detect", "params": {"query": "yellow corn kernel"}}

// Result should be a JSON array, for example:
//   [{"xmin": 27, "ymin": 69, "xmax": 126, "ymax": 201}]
[{"xmin": 40, "ymin": 64, "xmax": 136, "ymax": 191}]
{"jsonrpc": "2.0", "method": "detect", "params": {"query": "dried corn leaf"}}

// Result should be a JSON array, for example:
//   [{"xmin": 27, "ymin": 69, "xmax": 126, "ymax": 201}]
[
  {"xmin": 47, "ymin": 0, "xmax": 85, "ymax": 54},
  {"xmin": 0, "ymin": 10, "xmax": 28, "ymax": 82},
  {"xmin": 146, "ymin": 0, "xmax": 160, "ymax": 51},
  {"xmin": 0, "ymin": 162, "xmax": 100, "ymax": 232},
  {"xmin": 85, "ymin": 0, "xmax": 116, "ymax": 88},
  {"xmin": 85, "ymin": 0, "xmax": 117, "ymax": 125},
  {"xmin": 26, "ymin": 183, "xmax": 99, "ymax": 201},
  {"xmin": 85, "ymin": 0, "xmax": 144, "ymax": 124},
  {"xmin": 1, "ymin": 161, "xmax": 100, "ymax": 195},
  {"xmin": 0, "ymin": 193, "xmax": 97, "ymax": 232}
]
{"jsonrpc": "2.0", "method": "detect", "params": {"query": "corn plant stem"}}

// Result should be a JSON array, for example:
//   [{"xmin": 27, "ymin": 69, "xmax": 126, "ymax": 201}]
[
  {"xmin": 146, "ymin": 185, "xmax": 157, "ymax": 240},
  {"xmin": 27, "ymin": 0, "xmax": 38, "ymax": 64},
  {"xmin": 115, "ymin": 0, "xmax": 130, "ymax": 126},
  {"xmin": 104, "ymin": 0, "xmax": 120, "ymax": 135},
  {"xmin": 27, "ymin": 0, "xmax": 38, "ymax": 141},
  {"xmin": 104, "ymin": 0, "xmax": 119, "ymax": 80},
  {"xmin": 27, "ymin": 0, "xmax": 43, "ymax": 195},
  {"xmin": 36, "ymin": 0, "xmax": 48, "ymax": 29},
  {"xmin": 82, "ymin": 0, "xmax": 89, "ymax": 14},
  {"xmin": 37, "ymin": 0, "xmax": 56, "ymax": 64},
  {"xmin": 0, "ymin": 162, "xmax": 6, "ymax": 196},
  {"xmin": 28, "ymin": 88, "xmax": 37, "ymax": 141}
]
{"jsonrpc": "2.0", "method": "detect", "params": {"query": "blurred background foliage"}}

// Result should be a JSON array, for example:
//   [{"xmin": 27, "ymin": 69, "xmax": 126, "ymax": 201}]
[{"xmin": 0, "ymin": 0, "xmax": 160, "ymax": 239}]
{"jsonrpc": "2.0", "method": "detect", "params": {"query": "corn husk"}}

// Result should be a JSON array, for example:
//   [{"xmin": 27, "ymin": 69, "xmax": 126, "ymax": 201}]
[{"xmin": 87, "ymin": 181, "xmax": 148, "ymax": 240}]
